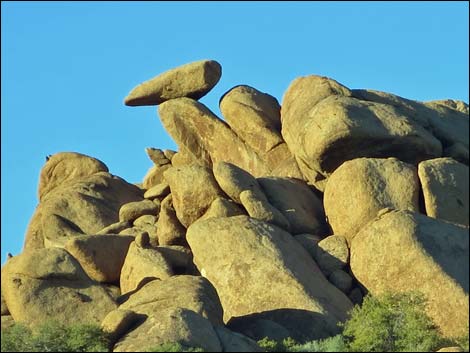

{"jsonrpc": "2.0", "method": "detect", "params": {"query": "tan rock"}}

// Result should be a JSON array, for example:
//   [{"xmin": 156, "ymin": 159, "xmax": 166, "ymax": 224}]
[
  {"xmin": 350, "ymin": 210, "xmax": 469, "ymax": 338},
  {"xmin": 145, "ymin": 147, "xmax": 171, "ymax": 166},
  {"xmin": 156, "ymin": 245, "xmax": 193, "ymax": 272},
  {"xmin": 158, "ymin": 97, "xmax": 270, "ymax": 177},
  {"xmin": 227, "ymin": 317, "xmax": 290, "ymax": 342},
  {"xmin": 418, "ymin": 158, "xmax": 469, "ymax": 226},
  {"xmin": 163, "ymin": 149, "xmax": 177, "ymax": 161},
  {"xmin": 314, "ymin": 235, "xmax": 349, "ymax": 276},
  {"xmin": 214, "ymin": 325, "xmax": 263, "ymax": 352},
  {"xmin": 133, "ymin": 214, "xmax": 158, "ymax": 228},
  {"xmin": 1, "ymin": 248, "xmax": 116, "ymax": 327},
  {"xmin": 96, "ymin": 220, "xmax": 132, "ymax": 235},
  {"xmin": 282, "ymin": 77, "xmax": 443, "ymax": 190},
  {"xmin": 426, "ymin": 99, "xmax": 469, "ymax": 114},
  {"xmin": 119, "ymin": 275, "xmax": 224, "ymax": 326},
  {"xmin": 186, "ymin": 216, "xmax": 353, "ymax": 341},
  {"xmin": 198, "ymin": 197, "xmax": 246, "ymax": 222},
  {"xmin": 119, "ymin": 199, "xmax": 159, "ymax": 223},
  {"xmin": 164, "ymin": 165, "xmax": 224, "ymax": 227},
  {"xmin": 156, "ymin": 194, "xmax": 187, "ymax": 246},
  {"xmin": 436, "ymin": 347, "xmax": 465, "ymax": 352},
  {"xmin": 134, "ymin": 231, "xmax": 150, "ymax": 248},
  {"xmin": 352, "ymin": 89, "xmax": 468, "ymax": 154},
  {"xmin": 258, "ymin": 177, "xmax": 326, "ymax": 235},
  {"xmin": 101, "ymin": 309, "xmax": 142, "ymax": 343},
  {"xmin": 1, "ymin": 315, "xmax": 15, "ymax": 330},
  {"xmin": 143, "ymin": 182, "xmax": 170, "ymax": 200},
  {"xmin": 240, "ymin": 190, "xmax": 290, "ymax": 231},
  {"xmin": 64, "ymin": 234, "xmax": 134, "ymax": 283},
  {"xmin": 220, "ymin": 85, "xmax": 283, "ymax": 153},
  {"xmin": 124, "ymin": 59, "xmax": 222, "ymax": 106},
  {"xmin": 120, "ymin": 242, "xmax": 173, "ymax": 294},
  {"xmin": 24, "ymin": 172, "xmax": 143, "ymax": 251},
  {"xmin": 38, "ymin": 152, "xmax": 108, "ymax": 201},
  {"xmin": 142, "ymin": 163, "xmax": 172, "ymax": 189},
  {"xmin": 113, "ymin": 307, "xmax": 222, "ymax": 352},
  {"xmin": 324, "ymin": 158, "xmax": 420, "ymax": 241}
]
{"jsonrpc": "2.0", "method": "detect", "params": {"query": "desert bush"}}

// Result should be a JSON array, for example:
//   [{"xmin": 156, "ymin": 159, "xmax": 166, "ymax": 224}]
[
  {"xmin": 342, "ymin": 291, "xmax": 447, "ymax": 352},
  {"xmin": 1, "ymin": 321, "xmax": 109, "ymax": 352}
]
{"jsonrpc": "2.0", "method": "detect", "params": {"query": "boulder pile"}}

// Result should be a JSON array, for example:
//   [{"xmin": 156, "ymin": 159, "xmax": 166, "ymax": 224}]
[{"xmin": 1, "ymin": 59, "xmax": 468, "ymax": 351}]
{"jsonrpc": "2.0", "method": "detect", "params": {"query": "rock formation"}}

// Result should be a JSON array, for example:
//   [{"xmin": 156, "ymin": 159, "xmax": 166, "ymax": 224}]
[{"xmin": 2, "ymin": 59, "xmax": 468, "ymax": 351}]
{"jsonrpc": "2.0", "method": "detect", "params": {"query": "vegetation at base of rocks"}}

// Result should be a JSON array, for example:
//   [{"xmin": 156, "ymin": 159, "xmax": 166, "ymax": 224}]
[
  {"xmin": 147, "ymin": 342, "xmax": 205, "ymax": 352},
  {"xmin": 0, "ymin": 321, "xmax": 110, "ymax": 352},
  {"xmin": 258, "ymin": 292, "xmax": 467, "ymax": 352}
]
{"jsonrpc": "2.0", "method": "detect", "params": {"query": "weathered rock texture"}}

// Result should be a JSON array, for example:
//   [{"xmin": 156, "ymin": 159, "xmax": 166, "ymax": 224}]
[
  {"xmin": 350, "ymin": 210, "xmax": 469, "ymax": 338},
  {"xmin": 4, "ymin": 60, "xmax": 469, "ymax": 349}
]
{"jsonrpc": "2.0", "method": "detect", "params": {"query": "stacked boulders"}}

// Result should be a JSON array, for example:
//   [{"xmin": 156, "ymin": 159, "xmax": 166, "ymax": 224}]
[{"xmin": 1, "ymin": 59, "xmax": 468, "ymax": 351}]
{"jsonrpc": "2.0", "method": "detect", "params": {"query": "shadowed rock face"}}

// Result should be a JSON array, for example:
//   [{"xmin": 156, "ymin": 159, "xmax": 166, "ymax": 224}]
[{"xmin": 350, "ymin": 210, "xmax": 469, "ymax": 338}]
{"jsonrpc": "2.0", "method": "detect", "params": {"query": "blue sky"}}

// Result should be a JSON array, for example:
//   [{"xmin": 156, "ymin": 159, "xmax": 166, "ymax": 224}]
[{"xmin": 1, "ymin": 1, "xmax": 468, "ymax": 264}]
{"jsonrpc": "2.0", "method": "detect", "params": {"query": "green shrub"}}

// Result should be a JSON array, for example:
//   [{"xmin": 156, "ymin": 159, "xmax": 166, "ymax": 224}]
[
  {"xmin": 286, "ymin": 335, "xmax": 348, "ymax": 352},
  {"xmin": 148, "ymin": 342, "xmax": 205, "ymax": 352},
  {"xmin": 1, "ymin": 321, "xmax": 110, "ymax": 352},
  {"xmin": 342, "ymin": 291, "xmax": 446, "ymax": 352}
]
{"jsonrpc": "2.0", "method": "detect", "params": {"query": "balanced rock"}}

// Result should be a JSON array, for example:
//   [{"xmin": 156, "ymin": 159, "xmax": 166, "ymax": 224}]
[
  {"xmin": 219, "ymin": 85, "xmax": 283, "ymax": 153},
  {"xmin": 142, "ymin": 163, "xmax": 173, "ymax": 189},
  {"xmin": 124, "ymin": 59, "xmax": 222, "ymax": 106},
  {"xmin": 120, "ymin": 242, "xmax": 174, "ymax": 294},
  {"xmin": 38, "ymin": 152, "xmax": 109, "ymax": 201},
  {"xmin": 145, "ymin": 147, "xmax": 171, "ymax": 166},
  {"xmin": 350, "ymin": 209, "xmax": 469, "ymax": 338},
  {"xmin": 418, "ymin": 157, "xmax": 469, "ymax": 226},
  {"xmin": 164, "ymin": 164, "xmax": 225, "ymax": 227},
  {"xmin": 64, "ymin": 234, "xmax": 134, "ymax": 283},
  {"xmin": 324, "ymin": 157, "xmax": 420, "ymax": 240},
  {"xmin": 258, "ymin": 177, "xmax": 326, "ymax": 235},
  {"xmin": 1, "ymin": 248, "xmax": 116, "ymax": 327},
  {"xmin": 187, "ymin": 216, "xmax": 353, "ymax": 341}
]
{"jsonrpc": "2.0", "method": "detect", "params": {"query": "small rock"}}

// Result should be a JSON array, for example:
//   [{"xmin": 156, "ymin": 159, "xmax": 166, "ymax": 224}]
[
  {"xmin": 119, "ymin": 200, "xmax": 159, "ymax": 223},
  {"xmin": 314, "ymin": 235, "xmax": 349, "ymax": 276}
]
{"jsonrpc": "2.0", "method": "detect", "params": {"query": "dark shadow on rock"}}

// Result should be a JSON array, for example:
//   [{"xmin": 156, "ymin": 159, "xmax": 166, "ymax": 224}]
[{"xmin": 227, "ymin": 308, "xmax": 342, "ymax": 343}]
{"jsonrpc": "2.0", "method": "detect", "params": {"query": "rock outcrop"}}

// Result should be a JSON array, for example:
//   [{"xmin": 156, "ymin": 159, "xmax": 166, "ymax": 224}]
[{"xmin": 3, "ymin": 59, "xmax": 468, "ymax": 351}]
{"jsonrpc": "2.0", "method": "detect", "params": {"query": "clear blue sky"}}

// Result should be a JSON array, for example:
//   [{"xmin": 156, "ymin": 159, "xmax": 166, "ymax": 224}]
[{"xmin": 1, "ymin": 1, "xmax": 468, "ymax": 264}]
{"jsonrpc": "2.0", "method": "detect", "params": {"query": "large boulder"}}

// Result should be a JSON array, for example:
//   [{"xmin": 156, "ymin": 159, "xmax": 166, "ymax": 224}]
[
  {"xmin": 158, "ymin": 97, "xmax": 271, "ymax": 177},
  {"xmin": 24, "ymin": 171, "xmax": 143, "ymax": 251},
  {"xmin": 113, "ymin": 307, "xmax": 222, "ymax": 352},
  {"xmin": 119, "ymin": 275, "xmax": 224, "ymax": 326},
  {"xmin": 124, "ymin": 59, "xmax": 222, "ymax": 106},
  {"xmin": 1, "ymin": 248, "xmax": 117, "ymax": 327},
  {"xmin": 258, "ymin": 177, "xmax": 326, "ymax": 235},
  {"xmin": 350, "ymin": 210, "xmax": 469, "ymax": 338},
  {"xmin": 324, "ymin": 158, "xmax": 420, "ymax": 240},
  {"xmin": 164, "ymin": 165, "xmax": 225, "ymax": 227},
  {"xmin": 38, "ymin": 152, "xmax": 108, "ymax": 201},
  {"xmin": 281, "ymin": 76, "xmax": 442, "ymax": 190},
  {"xmin": 418, "ymin": 158, "xmax": 469, "ymax": 226},
  {"xmin": 120, "ymin": 242, "xmax": 174, "ymax": 294},
  {"xmin": 186, "ymin": 216, "xmax": 353, "ymax": 341},
  {"xmin": 219, "ymin": 85, "xmax": 283, "ymax": 154},
  {"xmin": 64, "ymin": 234, "xmax": 134, "ymax": 283}
]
